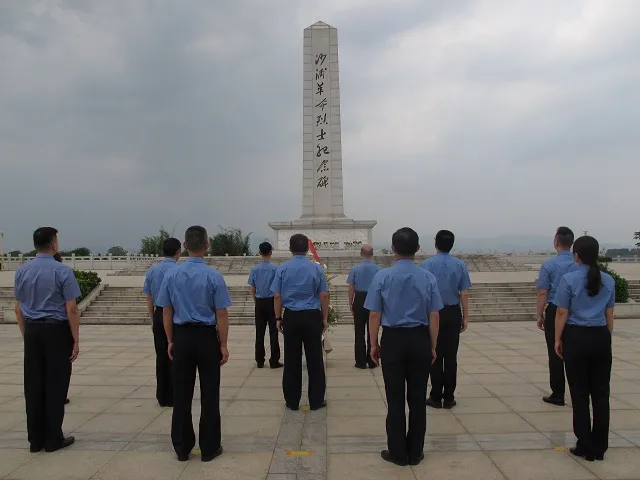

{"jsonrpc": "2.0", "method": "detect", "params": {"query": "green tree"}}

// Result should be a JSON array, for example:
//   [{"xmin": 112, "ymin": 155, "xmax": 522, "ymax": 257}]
[
  {"xmin": 70, "ymin": 247, "xmax": 91, "ymax": 256},
  {"xmin": 25, "ymin": 250, "xmax": 37, "ymax": 257},
  {"xmin": 634, "ymin": 231, "xmax": 640, "ymax": 247},
  {"xmin": 107, "ymin": 246, "xmax": 128, "ymax": 256},
  {"xmin": 139, "ymin": 227, "xmax": 171, "ymax": 256},
  {"xmin": 209, "ymin": 227, "xmax": 251, "ymax": 256},
  {"xmin": 8, "ymin": 250, "xmax": 22, "ymax": 257}
]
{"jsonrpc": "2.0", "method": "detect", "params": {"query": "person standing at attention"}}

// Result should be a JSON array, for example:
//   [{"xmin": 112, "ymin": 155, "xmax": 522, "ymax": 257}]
[
  {"xmin": 52, "ymin": 253, "xmax": 71, "ymax": 406},
  {"xmin": 143, "ymin": 237, "xmax": 182, "ymax": 407},
  {"xmin": 271, "ymin": 234, "xmax": 329, "ymax": 411},
  {"xmin": 366, "ymin": 227, "xmax": 442, "ymax": 466},
  {"xmin": 536, "ymin": 226, "xmax": 578, "ymax": 406},
  {"xmin": 421, "ymin": 230, "xmax": 471, "ymax": 409},
  {"xmin": 248, "ymin": 242, "xmax": 283, "ymax": 369},
  {"xmin": 157, "ymin": 226, "xmax": 232, "ymax": 462},
  {"xmin": 347, "ymin": 244, "xmax": 381, "ymax": 369},
  {"xmin": 554, "ymin": 235, "xmax": 615, "ymax": 462},
  {"xmin": 14, "ymin": 227, "xmax": 80, "ymax": 452}
]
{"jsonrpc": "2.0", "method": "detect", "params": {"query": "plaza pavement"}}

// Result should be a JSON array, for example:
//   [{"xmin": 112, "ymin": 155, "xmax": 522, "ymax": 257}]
[{"xmin": 0, "ymin": 321, "xmax": 639, "ymax": 480}]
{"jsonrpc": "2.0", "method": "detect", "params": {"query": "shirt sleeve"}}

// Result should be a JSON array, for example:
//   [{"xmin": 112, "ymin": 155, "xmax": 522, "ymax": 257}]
[
  {"xmin": 142, "ymin": 270, "xmax": 152, "ymax": 295},
  {"xmin": 61, "ymin": 269, "xmax": 82, "ymax": 301},
  {"xmin": 364, "ymin": 274, "xmax": 383, "ymax": 312},
  {"xmin": 346, "ymin": 267, "xmax": 355, "ymax": 286},
  {"xmin": 270, "ymin": 267, "xmax": 283, "ymax": 295},
  {"xmin": 318, "ymin": 265, "xmax": 329, "ymax": 293},
  {"xmin": 213, "ymin": 274, "xmax": 232, "ymax": 310},
  {"xmin": 536, "ymin": 262, "xmax": 551, "ymax": 290},
  {"xmin": 247, "ymin": 268, "xmax": 255, "ymax": 287},
  {"xmin": 554, "ymin": 276, "xmax": 571, "ymax": 309},
  {"xmin": 607, "ymin": 281, "xmax": 616, "ymax": 309},
  {"xmin": 460, "ymin": 264, "xmax": 472, "ymax": 291},
  {"xmin": 155, "ymin": 274, "xmax": 173, "ymax": 307},
  {"xmin": 429, "ymin": 278, "xmax": 444, "ymax": 312},
  {"xmin": 13, "ymin": 270, "xmax": 22, "ymax": 301}
]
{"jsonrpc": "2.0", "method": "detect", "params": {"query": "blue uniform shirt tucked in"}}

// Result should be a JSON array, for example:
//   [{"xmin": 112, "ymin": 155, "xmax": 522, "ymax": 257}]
[
  {"xmin": 143, "ymin": 258, "xmax": 178, "ymax": 306},
  {"xmin": 156, "ymin": 257, "xmax": 232, "ymax": 325},
  {"xmin": 248, "ymin": 261, "xmax": 278, "ymax": 299},
  {"xmin": 347, "ymin": 260, "xmax": 381, "ymax": 293},
  {"xmin": 536, "ymin": 251, "xmax": 578, "ymax": 305},
  {"xmin": 270, "ymin": 255, "xmax": 329, "ymax": 311},
  {"xmin": 554, "ymin": 265, "xmax": 615, "ymax": 327},
  {"xmin": 419, "ymin": 253, "xmax": 472, "ymax": 306},
  {"xmin": 14, "ymin": 253, "xmax": 82, "ymax": 321},
  {"xmin": 364, "ymin": 259, "xmax": 444, "ymax": 328}
]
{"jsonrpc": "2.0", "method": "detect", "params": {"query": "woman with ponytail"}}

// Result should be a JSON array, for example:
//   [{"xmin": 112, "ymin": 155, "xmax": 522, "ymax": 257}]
[{"xmin": 554, "ymin": 236, "xmax": 615, "ymax": 462}]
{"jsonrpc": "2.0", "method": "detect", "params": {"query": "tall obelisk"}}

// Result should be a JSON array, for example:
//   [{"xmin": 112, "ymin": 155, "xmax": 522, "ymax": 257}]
[{"xmin": 269, "ymin": 22, "xmax": 376, "ymax": 255}]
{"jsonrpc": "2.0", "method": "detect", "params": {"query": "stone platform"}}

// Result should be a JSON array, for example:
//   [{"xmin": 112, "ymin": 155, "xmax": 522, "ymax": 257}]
[{"xmin": 1, "ymin": 322, "xmax": 640, "ymax": 479}]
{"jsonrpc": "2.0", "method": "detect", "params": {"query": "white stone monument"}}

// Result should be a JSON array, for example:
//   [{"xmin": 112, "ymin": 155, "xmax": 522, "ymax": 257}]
[{"xmin": 269, "ymin": 21, "xmax": 376, "ymax": 255}]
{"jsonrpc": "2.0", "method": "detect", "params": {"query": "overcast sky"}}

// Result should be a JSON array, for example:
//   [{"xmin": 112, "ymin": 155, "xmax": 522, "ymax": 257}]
[{"xmin": 1, "ymin": 0, "xmax": 639, "ymax": 253}]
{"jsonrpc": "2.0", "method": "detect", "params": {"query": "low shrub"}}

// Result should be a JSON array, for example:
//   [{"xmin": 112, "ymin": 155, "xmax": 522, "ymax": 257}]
[
  {"xmin": 598, "ymin": 255, "xmax": 613, "ymax": 263},
  {"xmin": 598, "ymin": 262, "xmax": 629, "ymax": 303},
  {"xmin": 73, "ymin": 270, "xmax": 101, "ymax": 303}
]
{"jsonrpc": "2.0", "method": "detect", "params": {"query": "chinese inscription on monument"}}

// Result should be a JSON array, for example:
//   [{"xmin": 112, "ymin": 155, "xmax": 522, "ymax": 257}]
[{"xmin": 314, "ymin": 51, "xmax": 330, "ymax": 190}]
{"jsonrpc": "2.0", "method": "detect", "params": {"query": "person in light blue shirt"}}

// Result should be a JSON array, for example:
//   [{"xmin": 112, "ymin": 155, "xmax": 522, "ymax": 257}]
[
  {"xmin": 421, "ymin": 230, "xmax": 471, "ymax": 409},
  {"xmin": 156, "ymin": 226, "xmax": 231, "ymax": 463},
  {"xmin": 142, "ymin": 237, "xmax": 181, "ymax": 407},
  {"xmin": 347, "ymin": 244, "xmax": 381, "ymax": 369},
  {"xmin": 14, "ymin": 227, "xmax": 81, "ymax": 453},
  {"xmin": 536, "ymin": 226, "xmax": 579, "ymax": 406},
  {"xmin": 271, "ymin": 234, "xmax": 329, "ymax": 412},
  {"xmin": 554, "ymin": 236, "xmax": 615, "ymax": 462},
  {"xmin": 248, "ymin": 242, "xmax": 282, "ymax": 369},
  {"xmin": 365, "ymin": 227, "xmax": 442, "ymax": 467}
]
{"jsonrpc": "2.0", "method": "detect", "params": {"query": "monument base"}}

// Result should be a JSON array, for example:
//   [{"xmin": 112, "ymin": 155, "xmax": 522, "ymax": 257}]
[{"xmin": 268, "ymin": 218, "xmax": 376, "ymax": 257}]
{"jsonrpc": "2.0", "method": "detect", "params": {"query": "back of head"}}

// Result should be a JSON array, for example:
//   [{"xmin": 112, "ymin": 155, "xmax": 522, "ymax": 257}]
[
  {"xmin": 184, "ymin": 226, "xmax": 208, "ymax": 253},
  {"xmin": 555, "ymin": 226, "xmax": 574, "ymax": 249},
  {"xmin": 289, "ymin": 234, "xmax": 309, "ymax": 255},
  {"xmin": 259, "ymin": 242, "xmax": 273, "ymax": 256},
  {"xmin": 163, "ymin": 238, "xmax": 182, "ymax": 257},
  {"xmin": 392, "ymin": 227, "xmax": 419, "ymax": 257},
  {"xmin": 435, "ymin": 230, "xmax": 455, "ymax": 253},
  {"xmin": 360, "ymin": 244, "xmax": 374, "ymax": 258},
  {"xmin": 33, "ymin": 227, "xmax": 58, "ymax": 252},
  {"xmin": 573, "ymin": 235, "xmax": 601, "ymax": 297}
]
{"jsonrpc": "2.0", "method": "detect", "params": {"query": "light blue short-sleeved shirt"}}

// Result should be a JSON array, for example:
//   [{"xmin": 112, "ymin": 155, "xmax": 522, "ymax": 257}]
[
  {"xmin": 248, "ymin": 261, "xmax": 278, "ymax": 299},
  {"xmin": 143, "ymin": 258, "xmax": 178, "ymax": 306},
  {"xmin": 536, "ymin": 251, "xmax": 578, "ymax": 305},
  {"xmin": 156, "ymin": 257, "xmax": 232, "ymax": 325},
  {"xmin": 554, "ymin": 265, "xmax": 615, "ymax": 327},
  {"xmin": 364, "ymin": 259, "xmax": 444, "ymax": 328},
  {"xmin": 420, "ymin": 253, "xmax": 471, "ymax": 306},
  {"xmin": 270, "ymin": 255, "xmax": 329, "ymax": 311},
  {"xmin": 14, "ymin": 254, "xmax": 82, "ymax": 321},
  {"xmin": 347, "ymin": 260, "xmax": 381, "ymax": 293}
]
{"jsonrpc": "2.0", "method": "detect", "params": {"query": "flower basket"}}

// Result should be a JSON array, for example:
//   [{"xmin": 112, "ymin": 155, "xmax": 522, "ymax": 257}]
[{"xmin": 307, "ymin": 255, "xmax": 341, "ymax": 354}]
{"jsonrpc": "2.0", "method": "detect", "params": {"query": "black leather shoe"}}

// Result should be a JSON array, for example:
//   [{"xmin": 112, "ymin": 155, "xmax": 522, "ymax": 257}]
[
  {"xmin": 286, "ymin": 403, "xmax": 299, "ymax": 411},
  {"xmin": 443, "ymin": 399, "xmax": 457, "ymax": 409},
  {"xmin": 570, "ymin": 446, "xmax": 594, "ymax": 462},
  {"xmin": 367, "ymin": 363, "xmax": 378, "ymax": 369},
  {"xmin": 177, "ymin": 453, "xmax": 189, "ymax": 461},
  {"xmin": 45, "ymin": 436, "xmax": 75, "ymax": 452},
  {"xmin": 64, "ymin": 398, "xmax": 70, "ymax": 405},
  {"xmin": 256, "ymin": 362, "xmax": 264, "ymax": 369},
  {"xmin": 29, "ymin": 444, "xmax": 43, "ymax": 453},
  {"xmin": 542, "ymin": 395, "xmax": 565, "ymax": 406},
  {"xmin": 381, "ymin": 450, "xmax": 408, "ymax": 466},
  {"xmin": 426, "ymin": 397, "xmax": 442, "ymax": 409},
  {"xmin": 409, "ymin": 453, "xmax": 424, "ymax": 466},
  {"xmin": 201, "ymin": 446, "xmax": 223, "ymax": 462},
  {"xmin": 310, "ymin": 401, "xmax": 327, "ymax": 411},
  {"xmin": 595, "ymin": 454, "xmax": 604, "ymax": 461},
  {"xmin": 355, "ymin": 363, "xmax": 367, "ymax": 369},
  {"xmin": 270, "ymin": 362, "xmax": 284, "ymax": 369}
]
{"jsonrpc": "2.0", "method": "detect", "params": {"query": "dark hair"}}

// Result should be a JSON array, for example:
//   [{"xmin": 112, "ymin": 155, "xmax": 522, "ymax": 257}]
[
  {"xmin": 556, "ymin": 226, "xmax": 575, "ymax": 248},
  {"xmin": 53, "ymin": 253, "xmax": 63, "ymax": 263},
  {"xmin": 573, "ymin": 236, "xmax": 601, "ymax": 297},
  {"xmin": 289, "ymin": 234, "xmax": 309, "ymax": 254},
  {"xmin": 33, "ymin": 227, "xmax": 58, "ymax": 251},
  {"xmin": 259, "ymin": 242, "xmax": 273, "ymax": 255},
  {"xmin": 184, "ymin": 226, "xmax": 208, "ymax": 252},
  {"xmin": 392, "ymin": 227, "xmax": 420, "ymax": 257},
  {"xmin": 163, "ymin": 238, "xmax": 182, "ymax": 257},
  {"xmin": 435, "ymin": 230, "xmax": 455, "ymax": 253},
  {"xmin": 360, "ymin": 245, "xmax": 373, "ymax": 257}
]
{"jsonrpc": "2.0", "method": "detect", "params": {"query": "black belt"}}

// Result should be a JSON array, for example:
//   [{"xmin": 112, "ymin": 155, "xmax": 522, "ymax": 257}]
[
  {"xmin": 383, "ymin": 324, "xmax": 429, "ymax": 330},
  {"xmin": 175, "ymin": 322, "xmax": 216, "ymax": 328},
  {"xmin": 25, "ymin": 318, "xmax": 68, "ymax": 324},
  {"xmin": 442, "ymin": 303, "xmax": 460, "ymax": 308}
]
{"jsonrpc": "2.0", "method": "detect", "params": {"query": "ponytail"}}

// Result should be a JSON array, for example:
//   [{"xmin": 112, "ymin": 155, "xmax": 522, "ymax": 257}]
[{"xmin": 586, "ymin": 263, "xmax": 601, "ymax": 297}]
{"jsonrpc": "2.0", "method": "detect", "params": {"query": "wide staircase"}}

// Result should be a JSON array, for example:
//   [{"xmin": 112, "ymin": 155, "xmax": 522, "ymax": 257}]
[
  {"xmin": 79, "ymin": 283, "xmax": 537, "ymax": 325},
  {"xmin": 110, "ymin": 254, "xmax": 533, "ymax": 276},
  {"xmin": 0, "ymin": 287, "xmax": 13, "ymax": 322},
  {"xmin": 628, "ymin": 280, "xmax": 640, "ymax": 302}
]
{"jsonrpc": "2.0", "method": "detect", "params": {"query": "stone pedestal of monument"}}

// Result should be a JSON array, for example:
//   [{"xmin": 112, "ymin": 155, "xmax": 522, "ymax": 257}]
[{"xmin": 269, "ymin": 22, "xmax": 376, "ymax": 256}]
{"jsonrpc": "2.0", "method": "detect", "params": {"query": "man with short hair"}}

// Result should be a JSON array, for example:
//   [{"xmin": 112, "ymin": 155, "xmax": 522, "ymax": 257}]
[
  {"xmin": 143, "ymin": 237, "xmax": 181, "ymax": 407},
  {"xmin": 14, "ymin": 227, "xmax": 81, "ymax": 452},
  {"xmin": 248, "ymin": 242, "xmax": 282, "ymax": 369},
  {"xmin": 536, "ymin": 226, "xmax": 578, "ymax": 406},
  {"xmin": 366, "ymin": 227, "xmax": 442, "ymax": 466},
  {"xmin": 157, "ymin": 226, "xmax": 232, "ymax": 462},
  {"xmin": 347, "ymin": 244, "xmax": 381, "ymax": 369},
  {"xmin": 421, "ymin": 230, "xmax": 471, "ymax": 409},
  {"xmin": 271, "ymin": 234, "xmax": 329, "ymax": 411}
]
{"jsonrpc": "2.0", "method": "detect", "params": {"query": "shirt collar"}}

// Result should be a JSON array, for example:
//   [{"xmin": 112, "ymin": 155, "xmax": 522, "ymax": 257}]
[
  {"xmin": 36, "ymin": 253, "xmax": 53, "ymax": 259},
  {"xmin": 261, "ymin": 259, "xmax": 271, "ymax": 264},
  {"xmin": 396, "ymin": 258, "xmax": 414, "ymax": 264},
  {"xmin": 437, "ymin": 252, "xmax": 450, "ymax": 256},
  {"xmin": 293, "ymin": 254, "xmax": 307, "ymax": 259},
  {"xmin": 558, "ymin": 250, "xmax": 573, "ymax": 257},
  {"xmin": 186, "ymin": 257, "xmax": 204, "ymax": 263},
  {"xmin": 163, "ymin": 258, "xmax": 177, "ymax": 264}
]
